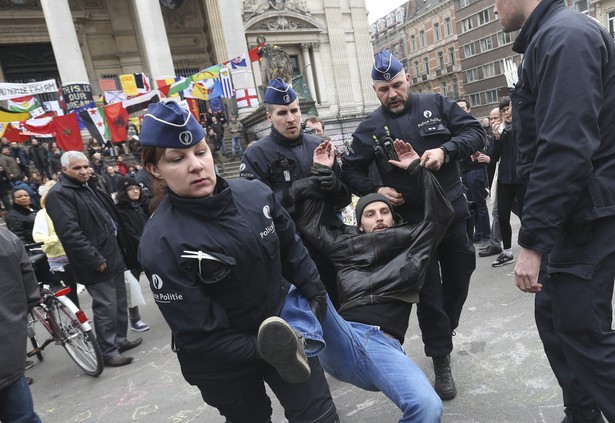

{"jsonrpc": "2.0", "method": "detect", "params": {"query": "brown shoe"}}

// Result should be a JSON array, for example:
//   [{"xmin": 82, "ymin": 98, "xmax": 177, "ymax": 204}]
[
  {"xmin": 118, "ymin": 337, "xmax": 143, "ymax": 353},
  {"xmin": 26, "ymin": 377, "xmax": 34, "ymax": 385},
  {"xmin": 104, "ymin": 354, "xmax": 134, "ymax": 367}
]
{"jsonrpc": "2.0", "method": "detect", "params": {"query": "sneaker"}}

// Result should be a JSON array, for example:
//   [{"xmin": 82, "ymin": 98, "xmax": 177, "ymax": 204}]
[
  {"xmin": 130, "ymin": 320, "xmax": 150, "ymax": 332},
  {"xmin": 492, "ymin": 253, "xmax": 514, "ymax": 267},
  {"xmin": 479, "ymin": 245, "xmax": 503, "ymax": 257},
  {"xmin": 257, "ymin": 316, "xmax": 311, "ymax": 384}
]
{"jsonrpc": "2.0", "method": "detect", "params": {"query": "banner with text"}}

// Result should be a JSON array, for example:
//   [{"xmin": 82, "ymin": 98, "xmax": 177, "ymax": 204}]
[
  {"xmin": 61, "ymin": 83, "xmax": 95, "ymax": 113},
  {"xmin": 0, "ymin": 79, "xmax": 59, "ymax": 101}
]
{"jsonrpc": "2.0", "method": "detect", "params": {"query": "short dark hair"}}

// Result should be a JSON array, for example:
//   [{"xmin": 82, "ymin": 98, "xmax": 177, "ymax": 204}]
[
  {"xmin": 499, "ymin": 96, "xmax": 511, "ymax": 110},
  {"xmin": 305, "ymin": 116, "xmax": 325, "ymax": 131},
  {"xmin": 456, "ymin": 98, "xmax": 470, "ymax": 109}
]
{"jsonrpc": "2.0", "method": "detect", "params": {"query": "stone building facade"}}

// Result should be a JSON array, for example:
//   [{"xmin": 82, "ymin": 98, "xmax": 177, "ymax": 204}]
[{"xmin": 0, "ymin": 0, "xmax": 379, "ymax": 139}]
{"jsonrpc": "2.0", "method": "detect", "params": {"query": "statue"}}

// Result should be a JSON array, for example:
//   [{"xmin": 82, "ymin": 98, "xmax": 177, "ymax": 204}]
[{"xmin": 258, "ymin": 37, "xmax": 294, "ymax": 87}]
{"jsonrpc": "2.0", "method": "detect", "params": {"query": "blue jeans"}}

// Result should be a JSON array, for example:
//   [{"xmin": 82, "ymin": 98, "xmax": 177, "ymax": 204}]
[
  {"xmin": 0, "ymin": 375, "xmax": 42, "ymax": 423},
  {"xmin": 462, "ymin": 167, "xmax": 490, "ymax": 241},
  {"xmin": 282, "ymin": 287, "xmax": 442, "ymax": 423},
  {"xmin": 231, "ymin": 136, "xmax": 243, "ymax": 158}
]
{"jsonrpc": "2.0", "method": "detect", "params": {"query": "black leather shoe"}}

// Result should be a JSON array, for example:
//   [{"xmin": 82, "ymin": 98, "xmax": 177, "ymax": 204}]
[
  {"xmin": 104, "ymin": 354, "xmax": 134, "ymax": 367},
  {"xmin": 478, "ymin": 245, "xmax": 502, "ymax": 257},
  {"xmin": 118, "ymin": 337, "xmax": 143, "ymax": 353},
  {"xmin": 433, "ymin": 355, "xmax": 457, "ymax": 400}
]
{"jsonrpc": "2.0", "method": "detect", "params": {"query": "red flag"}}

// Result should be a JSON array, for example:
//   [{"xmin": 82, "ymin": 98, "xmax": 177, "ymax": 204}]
[
  {"xmin": 2, "ymin": 123, "xmax": 29, "ymax": 143},
  {"xmin": 23, "ymin": 117, "xmax": 55, "ymax": 137},
  {"xmin": 52, "ymin": 114, "xmax": 83, "ymax": 151},
  {"xmin": 185, "ymin": 98, "xmax": 200, "ymax": 121},
  {"xmin": 103, "ymin": 102, "xmax": 129, "ymax": 143},
  {"xmin": 249, "ymin": 45, "xmax": 264, "ymax": 62}
]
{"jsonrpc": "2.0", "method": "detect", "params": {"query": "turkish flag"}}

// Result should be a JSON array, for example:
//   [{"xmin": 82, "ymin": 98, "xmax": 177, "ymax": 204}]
[
  {"xmin": 52, "ymin": 114, "xmax": 83, "ymax": 151},
  {"xmin": 103, "ymin": 102, "xmax": 129, "ymax": 143}
]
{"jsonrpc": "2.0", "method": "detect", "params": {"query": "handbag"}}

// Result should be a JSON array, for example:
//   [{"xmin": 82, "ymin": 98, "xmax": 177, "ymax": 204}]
[{"xmin": 124, "ymin": 270, "xmax": 146, "ymax": 308}]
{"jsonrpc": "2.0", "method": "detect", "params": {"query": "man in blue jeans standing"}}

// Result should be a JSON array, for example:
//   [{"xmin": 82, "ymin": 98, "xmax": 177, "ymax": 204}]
[
  {"xmin": 259, "ymin": 140, "xmax": 453, "ymax": 422},
  {"xmin": 0, "ymin": 227, "xmax": 42, "ymax": 423}
]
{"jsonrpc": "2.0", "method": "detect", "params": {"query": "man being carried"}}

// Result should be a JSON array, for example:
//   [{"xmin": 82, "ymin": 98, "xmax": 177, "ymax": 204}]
[{"xmin": 267, "ymin": 139, "xmax": 454, "ymax": 422}]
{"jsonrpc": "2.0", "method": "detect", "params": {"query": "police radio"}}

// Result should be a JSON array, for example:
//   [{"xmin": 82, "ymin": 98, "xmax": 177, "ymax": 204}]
[{"xmin": 372, "ymin": 126, "xmax": 399, "ymax": 172}]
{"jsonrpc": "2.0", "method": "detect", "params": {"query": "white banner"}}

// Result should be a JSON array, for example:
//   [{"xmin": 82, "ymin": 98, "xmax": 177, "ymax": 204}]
[{"xmin": 0, "ymin": 79, "xmax": 59, "ymax": 101}]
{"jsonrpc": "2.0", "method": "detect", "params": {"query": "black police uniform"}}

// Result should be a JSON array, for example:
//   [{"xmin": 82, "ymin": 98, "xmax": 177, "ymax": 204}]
[
  {"xmin": 342, "ymin": 93, "xmax": 485, "ymax": 358},
  {"xmin": 512, "ymin": 0, "xmax": 615, "ymax": 420},
  {"xmin": 138, "ymin": 177, "xmax": 336, "ymax": 423},
  {"xmin": 240, "ymin": 127, "xmax": 350, "ymax": 307}
]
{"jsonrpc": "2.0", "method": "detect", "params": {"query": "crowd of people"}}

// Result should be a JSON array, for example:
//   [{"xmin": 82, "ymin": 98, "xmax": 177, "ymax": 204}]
[{"xmin": 3, "ymin": 1, "xmax": 615, "ymax": 421}]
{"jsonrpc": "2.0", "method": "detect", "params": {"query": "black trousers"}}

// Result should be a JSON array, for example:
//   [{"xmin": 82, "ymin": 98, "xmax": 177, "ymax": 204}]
[
  {"xmin": 193, "ymin": 356, "xmax": 338, "ymax": 423},
  {"xmin": 496, "ymin": 182, "xmax": 526, "ymax": 250},
  {"xmin": 416, "ymin": 217, "xmax": 476, "ymax": 357},
  {"xmin": 535, "ymin": 216, "xmax": 615, "ymax": 422}
]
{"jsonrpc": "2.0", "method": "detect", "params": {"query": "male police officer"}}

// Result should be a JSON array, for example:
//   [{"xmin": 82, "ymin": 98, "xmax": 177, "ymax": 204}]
[
  {"xmin": 342, "ymin": 51, "xmax": 485, "ymax": 400},
  {"xmin": 240, "ymin": 78, "xmax": 350, "ymax": 307},
  {"xmin": 495, "ymin": 0, "xmax": 615, "ymax": 421}
]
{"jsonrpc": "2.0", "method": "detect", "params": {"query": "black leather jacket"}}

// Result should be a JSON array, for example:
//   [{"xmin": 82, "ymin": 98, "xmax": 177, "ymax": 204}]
[{"xmin": 296, "ymin": 161, "xmax": 454, "ymax": 312}]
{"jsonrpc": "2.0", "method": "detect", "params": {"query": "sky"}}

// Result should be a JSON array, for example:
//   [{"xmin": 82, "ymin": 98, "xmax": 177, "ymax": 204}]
[{"xmin": 365, "ymin": 0, "xmax": 408, "ymax": 24}]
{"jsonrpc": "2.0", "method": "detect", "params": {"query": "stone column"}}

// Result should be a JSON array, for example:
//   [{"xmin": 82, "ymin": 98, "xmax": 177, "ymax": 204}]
[
  {"xmin": 301, "ymin": 43, "xmax": 316, "ymax": 101},
  {"xmin": 311, "ymin": 43, "xmax": 328, "ymax": 105},
  {"xmin": 40, "ymin": 0, "xmax": 88, "ymax": 84},
  {"xmin": 132, "ymin": 0, "xmax": 176, "ymax": 80}
]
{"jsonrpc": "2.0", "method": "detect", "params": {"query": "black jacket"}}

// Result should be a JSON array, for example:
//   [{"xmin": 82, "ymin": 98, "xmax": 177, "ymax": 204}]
[
  {"xmin": 488, "ymin": 125, "xmax": 523, "ymax": 185},
  {"xmin": 5, "ymin": 204, "xmax": 39, "ymax": 244},
  {"xmin": 240, "ymin": 128, "xmax": 350, "ymax": 216},
  {"xmin": 343, "ymin": 93, "xmax": 484, "ymax": 223},
  {"xmin": 511, "ymin": 0, "xmax": 615, "ymax": 253},
  {"xmin": 28, "ymin": 144, "xmax": 49, "ymax": 169},
  {"xmin": 296, "ymin": 161, "xmax": 454, "ymax": 316},
  {"xmin": 0, "ymin": 228, "xmax": 40, "ymax": 391},
  {"xmin": 138, "ymin": 177, "xmax": 326, "ymax": 380},
  {"xmin": 45, "ymin": 173, "xmax": 126, "ymax": 284},
  {"xmin": 116, "ymin": 201, "xmax": 148, "ymax": 270}
]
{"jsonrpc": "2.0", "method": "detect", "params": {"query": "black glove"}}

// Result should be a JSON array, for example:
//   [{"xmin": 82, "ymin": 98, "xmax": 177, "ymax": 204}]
[
  {"xmin": 289, "ymin": 177, "xmax": 322, "ymax": 202},
  {"xmin": 312, "ymin": 167, "xmax": 342, "ymax": 193},
  {"xmin": 308, "ymin": 293, "xmax": 328, "ymax": 323}
]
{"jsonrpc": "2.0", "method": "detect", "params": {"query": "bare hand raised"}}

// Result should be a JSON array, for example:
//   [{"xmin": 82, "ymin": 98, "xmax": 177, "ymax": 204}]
[
  {"xmin": 389, "ymin": 140, "xmax": 420, "ymax": 170},
  {"xmin": 313, "ymin": 140, "xmax": 336, "ymax": 169}
]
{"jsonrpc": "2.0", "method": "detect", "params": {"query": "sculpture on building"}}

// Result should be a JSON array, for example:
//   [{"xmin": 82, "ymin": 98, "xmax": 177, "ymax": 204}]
[
  {"xmin": 243, "ymin": 0, "xmax": 310, "ymax": 20},
  {"xmin": 258, "ymin": 37, "xmax": 294, "ymax": 87}
]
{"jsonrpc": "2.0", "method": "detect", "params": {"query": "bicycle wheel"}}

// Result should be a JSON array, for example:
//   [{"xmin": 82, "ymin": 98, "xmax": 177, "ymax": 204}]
[
  {"xmin": 27, "ymin": 312, "xmax": 44, "ymax": 362},
  {"xmin": 47, "ymin": 297, "xmax": 104, "ymax": 377}
]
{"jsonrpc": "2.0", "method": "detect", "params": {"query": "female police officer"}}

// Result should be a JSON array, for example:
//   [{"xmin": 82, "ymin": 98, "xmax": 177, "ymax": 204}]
[{"xmin": 137, "ymin": 101, "xmax": 338, "ymax": 423}]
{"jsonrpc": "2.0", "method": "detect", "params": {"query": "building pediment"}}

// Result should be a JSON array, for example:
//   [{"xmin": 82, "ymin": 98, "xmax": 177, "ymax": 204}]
[{"xmin": 244, "ymin": 10, "xmax": 324, "ymax": 34}]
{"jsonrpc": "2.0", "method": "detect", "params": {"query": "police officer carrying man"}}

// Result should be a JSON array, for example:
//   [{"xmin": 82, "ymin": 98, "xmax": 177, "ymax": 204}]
[
  {"xmin": 342, "ymin": 51, "xmax": 485, "ymax": 400},
  {"xmin": 240, "ymin": 78, "xmax": 350, "ymax": 308}
]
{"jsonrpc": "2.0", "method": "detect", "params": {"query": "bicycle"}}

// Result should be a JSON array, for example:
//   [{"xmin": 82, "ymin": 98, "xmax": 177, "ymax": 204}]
[{"xmin": 26, "ymin": 245, "xmax": 104, "ymax": 377}]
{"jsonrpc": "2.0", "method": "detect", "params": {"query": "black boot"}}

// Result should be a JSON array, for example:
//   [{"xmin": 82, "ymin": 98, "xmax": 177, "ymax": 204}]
[
  {"xmin": 561, "ymin": 408, "xmax": 605, "ymax": 423},
  {"xmin": 433, "ymin": 355, "xmax": 457, "ymax": 400}
]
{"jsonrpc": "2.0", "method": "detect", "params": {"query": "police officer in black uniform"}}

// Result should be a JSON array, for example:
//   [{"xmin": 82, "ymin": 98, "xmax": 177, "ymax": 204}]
[
  {"xmin": 342, "ymin": 51, "xmax": 485, "ymax": 400},
  {"xmin": 240, "ymin": 78, "xmax": 350, "ymax": 308},
  {"xmin": 137, "ymin": 101, "xmax": 338, "ymax": 423},
  {"xmin": 497, "ymin": 0, "xmax": 615, "ymax": 420}
]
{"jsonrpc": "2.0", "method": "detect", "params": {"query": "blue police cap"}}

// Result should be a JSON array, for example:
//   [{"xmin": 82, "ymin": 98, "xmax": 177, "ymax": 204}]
[
  {"xmin": 263, "ymin": 78, "xmax": 298, "ymax": 105},
  {"xmin": 140, "ymin": 101, "xmax": 204, "ymax": 148},
  {"xmin": 372, "ymin": 50, "xmax": 404, "ymax": 82}
]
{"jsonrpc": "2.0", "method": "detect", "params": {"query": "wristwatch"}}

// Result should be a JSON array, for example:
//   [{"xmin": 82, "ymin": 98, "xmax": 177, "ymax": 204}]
[{"xmin": 439, "ymin": 146, "xmax": 451, "ymax": 164}]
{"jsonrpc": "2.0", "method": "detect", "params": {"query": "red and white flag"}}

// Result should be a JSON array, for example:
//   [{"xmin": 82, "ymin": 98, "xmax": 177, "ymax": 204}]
[{"xmin": 236, "ymin": 88, "xmax": 259, "ymax": 108}]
